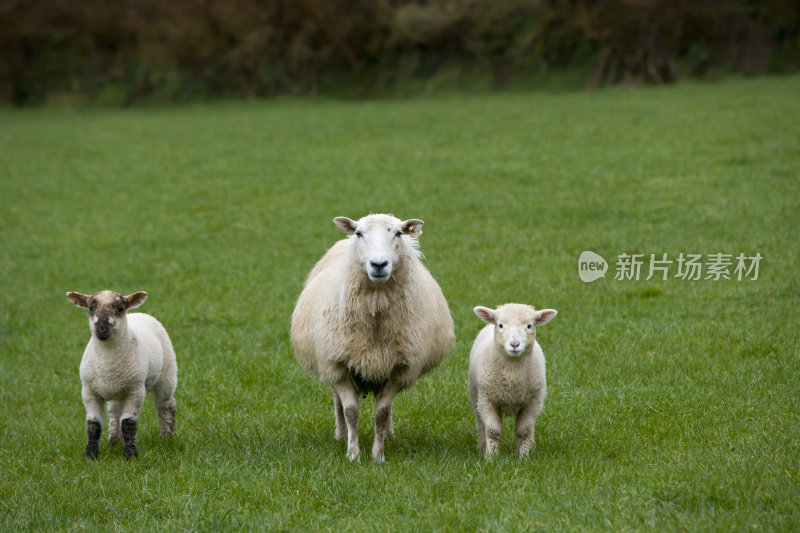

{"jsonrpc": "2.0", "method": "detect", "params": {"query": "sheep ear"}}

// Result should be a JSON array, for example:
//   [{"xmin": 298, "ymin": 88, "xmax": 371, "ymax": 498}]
[
  {"xmin": 67, "ymin": 292, "xmax": 90, "ymax": 308},
  {"xmin": 535, "ymin": 309, "xmax": 557, "ymax": 326},
  {"xmin": 124, "ymin": 291, "xmax": 148, "ymax": 309},
  {"xmin": 401, "ymin": 219, "xmax": 423, "ymax": 238},
  {"xmin": 333, "ymin": 217, "xmax": 358, "ymax": 234},
  {"xmin": 474, "ymin": 306, "xmax": 496, "ymax": 325}
]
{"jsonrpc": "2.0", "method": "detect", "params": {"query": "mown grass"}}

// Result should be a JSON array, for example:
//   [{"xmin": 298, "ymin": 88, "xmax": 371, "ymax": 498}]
[{"xmin": 1, "ymin": 76, "xmax": 798, "ymax": 531}]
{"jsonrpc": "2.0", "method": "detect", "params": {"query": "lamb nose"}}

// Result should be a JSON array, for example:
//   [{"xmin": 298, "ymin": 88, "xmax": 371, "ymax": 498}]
[
  {"xmin": 370, "ymin": 260, "xmax": 389, "ymax": 269},
  {"xmin": 510, "ymin": 340, "xmax": 520, "ymax": 348}
]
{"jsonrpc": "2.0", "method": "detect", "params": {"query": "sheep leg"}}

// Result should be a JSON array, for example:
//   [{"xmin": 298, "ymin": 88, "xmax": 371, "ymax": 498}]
[
  {"xmin": 332, "ymin": 388, "xmax": 346, "ymax": 441},
  {"xmin": 153, "ymin": 386, "xmax": 176, "ymax": 438},
  {"xmin": 371, "ymin": 383, "xmax": 398, "ymax": 463},
  {"xmin": 121, "ymin": 418, "xmax": 138, "ymax": 460},
  {"xmin": 386, "ymin": 403, "xmax": 394, "ymax": 439},
  {"xmin": 479, "ymin": 400, "xmax": 502, "ymax": 458},
  {"xmin": 120, "ymin": 389, "xmax": 145, "ymax": 459},
  {"xmin": 107, "ymin": 400, "xmax": 122, "ymax": 446},
  {"xmin": 86, "ymin": 420, "xmax": 102, "ymax": 459},
  {"xmin": 82, "ymin": 387, "xmax": 104, "ymax": 459},
  {"xmin": 515, "ymin": 406, "xmax": 538, "ymax": 458},
  {"xmin": 475, "ymin": 412, "xmax": 486, "ymax": 453},
  {"xmin": 154, "ymin": 348, "xmax": 177, "ymax": 438},
  {"xmin": 332, "ymin": 380, "xmax": 360, "ymax": 461},
  {"xmin": 155, "ymin": 399, "xmax": 176, "ymax": 438}
]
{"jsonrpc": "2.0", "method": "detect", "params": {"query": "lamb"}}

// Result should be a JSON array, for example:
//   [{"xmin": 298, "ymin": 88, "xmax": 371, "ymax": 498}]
[
  {"xmin": 67, "ymin": 290, "xmax": 177, "ymax": 459},
  {"xmin": 291, "ymin": 214, "xmax": 455, "ymax": 462},
  {"xmin": 468, "ymin": 303, "xmax": 557, "ymax": 458}
]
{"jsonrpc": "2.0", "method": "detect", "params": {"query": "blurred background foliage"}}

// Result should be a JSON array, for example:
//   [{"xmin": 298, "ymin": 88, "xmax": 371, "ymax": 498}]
[{"xmin": 1, "ymin": 0, "xmax": 798, "ymax": 105}]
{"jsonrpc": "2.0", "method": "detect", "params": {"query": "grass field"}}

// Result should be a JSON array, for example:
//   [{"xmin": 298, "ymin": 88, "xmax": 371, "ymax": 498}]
[{"xmin": 1, "ymin": 76, "xmax": 799, "ymax": 531}]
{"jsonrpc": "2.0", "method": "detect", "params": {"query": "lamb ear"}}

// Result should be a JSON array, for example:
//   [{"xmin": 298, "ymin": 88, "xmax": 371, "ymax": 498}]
[
  {"xmin": 535, "ymin": 309, "xmax": 557, "ymax": 326},
  {"xmin": 401, "ymin": 219, "xmax": 424, "ymax": 238},
  {"xmin": 67, "ymin": 292, "xmax": 90, "ymax": 308},
  {"xmin": 125, "ymin": 291, "xmax": 148, "ymax": 309},
  {"xmin": 333, "ymin": 217, "xmax": 358, "ymax": 234},
  {"xmin": 473, "ymin": 306, "xmax": 496, "ymax": 325}
]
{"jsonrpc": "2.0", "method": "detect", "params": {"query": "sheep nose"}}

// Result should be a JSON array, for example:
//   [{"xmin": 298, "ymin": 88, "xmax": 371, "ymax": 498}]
[
  {"xmin": 370, "ymin": 259, "xmax": 389, "ymax": 270},
  {"xmin": 510, "ymin": 339, "xmax": 521, "ymax": 349}
]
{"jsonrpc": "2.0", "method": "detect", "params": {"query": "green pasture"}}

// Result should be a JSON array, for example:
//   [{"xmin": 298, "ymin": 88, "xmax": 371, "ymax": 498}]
[{"xmin": 1, "ymin": 76, "xmax": 798, "ymax": 530}]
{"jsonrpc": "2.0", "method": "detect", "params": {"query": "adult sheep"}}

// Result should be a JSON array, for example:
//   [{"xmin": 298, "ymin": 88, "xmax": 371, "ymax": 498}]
[{"xmin": 291, "ymin": 214, "xmax": 455, "ymax": 462}]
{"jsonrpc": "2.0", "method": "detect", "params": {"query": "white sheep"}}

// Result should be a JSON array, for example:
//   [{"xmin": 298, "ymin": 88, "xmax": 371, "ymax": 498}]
[
  {"xmin": 67, "ymin": 290, "xmax": 177, "ymax": 459},
  {"xmin": 291, "ymin": 214, "xmax": 455, "ymax": 461},
  {"xmin": 469, "ymin": 303, "xmax": 557, "ymax": 458}
]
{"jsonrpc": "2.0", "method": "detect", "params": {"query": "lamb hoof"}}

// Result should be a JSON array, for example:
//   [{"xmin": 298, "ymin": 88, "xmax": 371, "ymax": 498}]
[
  {"xmin": 108, "ymin": 435, "xmax": 121, "ymax": 447},
  {"xmin": 85, "ymin": 445, "xmax": 99, "ymax": 459},
  {"xmin": 121, "ymin": 418, "xmax": 138, "ymax": 459},
  {"xmin": 372, "ymin": 452, "xmax": 386, "ymax": 464},
  {"xmin": 123, "ymin": 445, "xmax": 138, "ymax": 460},
  {"xmin": 346, "ymin": 448, "xmax": 360, "ymax": 462}
]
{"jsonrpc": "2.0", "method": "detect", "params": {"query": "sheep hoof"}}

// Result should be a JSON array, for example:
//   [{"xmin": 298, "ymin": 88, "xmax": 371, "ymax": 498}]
[
  {"xmin": 85, "ymin": 420, "xmax": 101, "ymax": 459},
  {"xmin": 518, "ymin": 444, "xmax": 535, "ymax": 459},
  {"xmin": 372, "ymin": 452, "xmax": 386, "ymax": 463},
  {"xmin": 123, "ymin": 445, "xmax": 138, "ymax": 460},
  {"xmin": 346, "ymin": 448, "xmax": 360, "ymax": 462},
  {"xmin": 108, "ymin": 435, "xmax": 121, "ymax": 447}
]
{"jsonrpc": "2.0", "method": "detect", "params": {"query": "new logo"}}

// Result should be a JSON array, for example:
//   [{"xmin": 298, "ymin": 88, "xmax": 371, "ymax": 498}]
[{"xmin": 578, "ymin": 251, "xmax": 608, "ymax": 282}]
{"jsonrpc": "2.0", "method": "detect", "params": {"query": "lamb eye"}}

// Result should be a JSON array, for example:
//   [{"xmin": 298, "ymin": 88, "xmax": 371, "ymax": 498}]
[
  {"xmin": 498, "ymin": 323, "xmax": 504, "ymax": 329},
  {"xmin": 355, "ymin": 231, "xmax": 363, "ymax": 238},
  {"xmin": 395, "ymin": 231, "xmax": 403, "ymax": 238},
  {"xmin": 527, "ymin": 323, "xmax": 533, "ymax": 330}
]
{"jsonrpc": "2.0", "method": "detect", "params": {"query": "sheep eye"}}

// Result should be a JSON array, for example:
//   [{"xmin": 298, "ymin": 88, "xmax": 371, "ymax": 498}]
[
  {"xmin": 527, "ymin": 323, "xmax": 533, "ymax": 330},
  {"xmin": 498, "ymin": 323, "xmax": 503, "ymax": 329},
  {"xmin": 355, "ymin": 231, "xmax": 363, "ymax": 238},
  {"xmin": 395, "ymin": 231, "xmax": 403, "ymax": 238}
]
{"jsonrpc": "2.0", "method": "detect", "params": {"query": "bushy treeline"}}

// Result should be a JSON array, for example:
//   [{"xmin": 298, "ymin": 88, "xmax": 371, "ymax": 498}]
[{"xmin": 2, "ymin": 0, "xmax": 798, "ymax": 104}]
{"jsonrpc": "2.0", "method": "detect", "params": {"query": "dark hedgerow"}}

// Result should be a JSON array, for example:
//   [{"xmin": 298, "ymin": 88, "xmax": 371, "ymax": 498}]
[{"xmin": 0, "ymin": 0, "xmax": 798, "ymax": 105}]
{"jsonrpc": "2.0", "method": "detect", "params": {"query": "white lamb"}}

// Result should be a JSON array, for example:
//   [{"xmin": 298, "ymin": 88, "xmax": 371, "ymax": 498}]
[
  {"xmin": 67, "ymin": 290, "xmax": 177, "ymax": 459},
  {"xmin": 291, "ymin": 214, "xmax": 455, "ymax": 462},
  {"xmin": 469, "ymin": 303, "xmax": 557, "ymax": 458}
]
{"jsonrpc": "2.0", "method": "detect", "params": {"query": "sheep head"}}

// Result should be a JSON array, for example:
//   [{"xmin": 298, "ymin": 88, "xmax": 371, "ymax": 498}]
[
  {"xmin": 334, "ymin": 214, "xmax": 423, "ymax": 284},
  {"xmin": 67, "ymin": 290, "xmax": 147, "ymax": 342},
  {"xmin": 474, "ymin": 304, "xmax": 557, "ymax": 357}
]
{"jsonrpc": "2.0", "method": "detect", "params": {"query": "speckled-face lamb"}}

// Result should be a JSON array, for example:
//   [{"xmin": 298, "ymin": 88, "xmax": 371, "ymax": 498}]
[
  {"xmin": 67, "ymin": 290, "xmax": 177, "ymax": 459},
  {"xmin": 468, "ymin": 303, "xmax": 557, "ymax": 458},
  {"xmin": 291, "ymin": 214, "xmax": 455, "ymax": 462}
]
